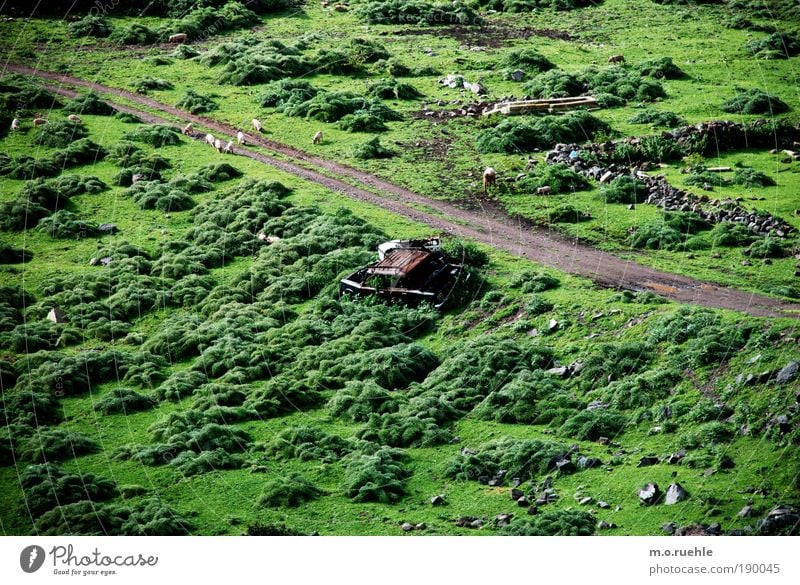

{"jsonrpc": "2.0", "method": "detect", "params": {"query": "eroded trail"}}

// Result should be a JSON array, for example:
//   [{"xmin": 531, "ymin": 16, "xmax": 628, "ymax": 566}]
[{"xmin": 6, "ymin": 64, "xmax": 799, "ymax": 319}]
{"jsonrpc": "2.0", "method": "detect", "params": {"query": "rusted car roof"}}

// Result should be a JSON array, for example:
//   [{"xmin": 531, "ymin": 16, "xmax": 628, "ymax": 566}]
[{"xmin": 368, "ymin": 249, "xmax": 431, "ymax": 278}]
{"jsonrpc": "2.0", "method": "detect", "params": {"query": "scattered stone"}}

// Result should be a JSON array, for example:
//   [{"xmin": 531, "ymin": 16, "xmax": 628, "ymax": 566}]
[
  {"xmin": 661, "ymin": 522, "xmax": 677, "ymax": 535},
  {"xmin": 586, "ymin": 400, "xmax": 607, "ymax": 411},
  {"xmin": 494, "ymin": 513, "xmax": 513, "ymax": 527},
  {"xmin": 665, "ymin": 483, "xmax": 689, "ymax": 505},
  {"xmin": 598, "ymin": 521, "xmax": 617, "ymax": 530},
  {"xmin": 517, "ymin": 496, "xmax": 530, "ymax": 507},
  {"xmin": 667, "ymin": 449, "xmax": 686, "ymax": 464},
  {"xmin": 509, "ymin": 69, "xmax": 525, "ymax": 82},
  {"xmin": 577, "ymin": 456, "xmax": 602, "ymax": 470},
  {"xmin": 527, "ymin": 505, "xmax": 538, "ymax": 515},
  {"xmin": 555, "ymin": 458, "xmax": 575, "ymax": 475},
  {"xmin": 738, "ymin": 504, "xmax": 756, "ymax": 518},
  {"xmin": 548, "ymin": 318, "xmax": 559, "ymax": 332},
  {"xmin": 431, "ymin": 494, "xmax": 446, "ymax": 506},
  {"xmin": 758, "ymin": 506, "xmax": 799, "ymax": 535},
  {"xmin": 401, "ymin": 522, "xmax": 414, "ymax": 532},
  {"xmin": 703, "ymin": 468, "xmax": 717, "ymax": 477},
  {"xmin": 638, "ymin": 456, "xmax": 660, "ymax": 467},
  {"xmin": 579, "ymin": 496, "xmax": 593, "ymax": 505},
  {"xmin": 510, "ymin": 488, "xmax": 524, "ymax": 501},
  {"xmin": 597, "ymin": 501, "xmax": 610, "ymax": 509},
  {"xmin": 775, "ymin": 361, "xmax": 799, "ymax": 385},
  {"xmin": 597, "ymin": 437, "xmax": 609, "ymax": 445},
  {"xmin": 638, "ymin": 483, "xmax": 661, "ymax": 506},
  {"xmin": 546, "ymin": 366, "xmax": 569, "ymax": 377},
  {"xmin": 415, "ymin": 523, "xmax": 426, "ymax": 531}
]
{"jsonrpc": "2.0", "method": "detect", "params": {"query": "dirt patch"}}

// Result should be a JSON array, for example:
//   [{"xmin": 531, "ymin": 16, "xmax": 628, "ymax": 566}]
[
  {"xmin": 392, "ymin": 24, "xmax": 574, "ymax": 48},
  {"xmin": 10, "ymin": 63, "xmax": 800, "ymax": 319}
]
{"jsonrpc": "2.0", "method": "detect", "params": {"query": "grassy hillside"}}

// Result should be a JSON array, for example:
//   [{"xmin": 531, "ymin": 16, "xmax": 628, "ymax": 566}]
[{"xmin": 0, "ymin": 0, "xmax": 799, "ymax": 536}]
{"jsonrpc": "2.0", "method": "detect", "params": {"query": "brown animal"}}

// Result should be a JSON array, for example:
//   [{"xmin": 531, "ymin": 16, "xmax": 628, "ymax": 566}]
[
  {"xmin": 252, "ymin": 118, "xmax": 262, "ymax": 132},
  {"xmin": 168, "ymin": 33, "xmax": 188, "ymax": 43},
  {"xmin": 608, "ymin": 54, "xmax": 625, "ymax": 64},
  {"xmin": 33, "ymin": 118, "xmax": 47, "ymax": 127},
  {"xmin": 182, "ymin": 122, "xmax": 193, "ymax": 135},
  {"xmin": 67, "ymin": 114, "xmax": 82, "ymax": 124},
  {"xmin": 312, "ymin": 130, "xmax": 323, "ymax": 144},
  {"xmin": 482, "ymin": 167, "xmax": 496, "ymax": 194}
]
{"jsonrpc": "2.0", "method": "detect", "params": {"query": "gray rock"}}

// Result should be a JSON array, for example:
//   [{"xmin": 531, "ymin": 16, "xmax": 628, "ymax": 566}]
[
  {"xmin": 665, "ymin": 483, "xmax": 688, "ymax": 505},
  {"xmin": 637, "ymin": 456, "xmax": 660, "ymax": 467},
  {"xmin": 415, "ymin": 523, "xmax": 426, "ymax": 531},
  {"xmin": 598, "ymin": 521, "xmax": 617, "ymax": 529},
  {"xmin": 546, "ymin": 366, "xmax": 569, "ymax": 377},
  {"xmin": 509, "ymin": 69, "xmax": 525, "ymax": 81},
  {"xmin": 495, "ymin": 513, "xmax": 513, "ymax": 527},
  {"xmin": 738, "ymin": 505, "xmax": 755, "ymax": 518},
  {"xmin": 510, "ymin": 488, "xmax": 524, "ymax": 500},
  {"xmin": 598, "ymin": 501, "xmax": 610, "ymax": 509},
  {"xmin": 98, "ymin": 223, "xmax": 117, "ymax": 234},
  {"xmin": 776, "ymin": 361, "xmax": 799, "ymax": 385},
  {"xmin": 638, "ymin": 483, "xmax": 661, "ymax": 506},
  {"xmin": 517, "ymin": 496, "xmax": 530, "ymax": 507},
  {"xmin": 401, "ymin": 522, "xmax": 414, "ymax": 532},
  {"xmin": 430, "ymin": 494, "xmax": 446, "ymax": 506},
  {"xmin": 661, "ymin": 522, "xmax": 677, "ymax": 535}
]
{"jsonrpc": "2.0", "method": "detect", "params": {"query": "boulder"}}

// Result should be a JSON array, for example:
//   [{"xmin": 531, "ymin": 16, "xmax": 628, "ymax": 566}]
[
  {"xmin": 509, "ymin": 69, "xmax": 525, "ymax": 82},
  {"xmin": 494, "ymin": 513, "xmax": 513, "ymax": 527},
  {"xmin": 665, "ymin": 483, "xmax": 688, "ymax": 505},
  {"xmin": 638, "ymin": 483, "xmax": 661, "ymax": 506},
  {"xmin": 430, "ymin": 494, "xmax": 446, "ymax": 506},
  {"xmin": 637, "ymin": 456, "xmax": 660, "ymax": 467},
  {"xmin": 510, "ymin": 488, "xmax": 524, "ymax": 501},
  {"xmin": 775, "ymin": 361, "xmax": 799, "ymax": 385},
  {"xmin": 758, "ymin": 506, "xmax": 799, "ymax": 535},
  {"xmin": 661, "ymin": 522, "xmax": 677, "ymax": 535},
  {"xmin": 738, "ymin": 504, "xmax": 755, "ymax": 518},
  {"xmin": 401, "ymin": 522, "xmax": 414, "ymax": 532}
]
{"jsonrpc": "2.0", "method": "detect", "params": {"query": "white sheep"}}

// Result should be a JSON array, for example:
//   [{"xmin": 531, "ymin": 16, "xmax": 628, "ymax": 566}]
[
  {"xmin": 312, "ymin": 130, "xmax": 323, "ymax": 144},
  {"xmin": 213, "ymin": 138, "xmax": 222, "ymax": 152},
  {"xmin": 205, "ymin": 133, "xmax": 215, "ymax": 147},
  {"xmin": 11, "ymin": 118, "xmax": 20, "ymax": 131},
  {"xmin": 236, "ymin": 131, "xmax": 245, "ymax": 145},
  {"xmin": 482, "ymin": 167, "xmax": 496, "ymax": 194},
  {"xmin": 168, "ymin": 33, "xmax": 188, "ymax": 43},
  {"xmin": 67, "ymin": 114, "xmax": 82, "ymax": 124},
  {"xmin": 223, "ymin": 140, "xmax": 234, "ymax": 154},
  {"xmin": 252, "ymin": 118, "xmax": 262, "ymax": 132}
]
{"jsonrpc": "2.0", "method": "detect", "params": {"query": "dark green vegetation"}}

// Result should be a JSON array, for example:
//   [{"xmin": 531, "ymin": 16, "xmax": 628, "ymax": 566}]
[{"xmin": 0, "ymin": 0, "xmax": 799, "ymax": 537}]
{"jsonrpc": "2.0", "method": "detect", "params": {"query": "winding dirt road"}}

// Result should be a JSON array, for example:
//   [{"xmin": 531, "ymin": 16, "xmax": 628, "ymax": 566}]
[{"xmin": 5, "ymin": 64, "xmax": 800, "ymax": 319}]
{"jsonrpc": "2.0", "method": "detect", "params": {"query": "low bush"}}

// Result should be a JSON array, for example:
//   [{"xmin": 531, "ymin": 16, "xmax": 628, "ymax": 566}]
[
  {"xmin": 732, "ymin": 167, "xmax": 775, "ymax": 187},
  {"xmin": 110, "ymin": 23, "xmax": 159, "ymax": 45},
  {"xmin": 67, "ymin": 15, "xmax": 111, "ymax": 38},
  {"xmin": 368, "ymin": 78, "xmax": 422, "ymax": 100},
  {"xmin": 343, "ymin": 446, "xmax": 411, "ymax": 503},
  {"xmin": 744, "ymin": 236, "xmax": 788, "ymax": 259},
  {"xmin": 633, "ymin": 57, "xmax": 686, "ymax": 79},
  {"xmin": 0, "ymin": 242, "xmax": 31, "ymax": 263},
  {"xmin": 629, "ymin": 109, "xmax": 685, "ymax": 127},
  {"xmin": 19, "ymin": 429, "xmax": 99, "ymax": 463},
  {"xmin": 500, "ymin": 510, "xmax": 595, "ymax": 536},
  {"xmin": 354, "ymin": 1, "xmax": 480, "ymax": 25},
  {"xmin": 508, "ymin": 270, "xmax": 560, "ymax": 293},
  {"xmin": 353, "ymin": 136, "xmax": 395, "ymax": 159},
  {"xmin": 708, "ymin": 222, "xmax": 757, "ymax": 247},
  {"xmin": 721, "ymin": 89, "xmax": 789, "ymax": 114},
  {"xmin": 328, "ymin": 380, "xmax": 403, "ymax": 422},
  {"xmin": 559, "ymin": 409, "xmax": 628, "ymax": 441},
  {"xmin": 445, "ymin": 437, "xmax": 570, "ymax": 482},
  {"xmin": 168, "ymin": 448, "xmax": 244, "ymax": 476},
  {"xmin": 600, "ymin": 368, "xmax": 681, "ymax": 411},
  {"xmin": 153, "ymin": 370, "xmax": 207, "ymax": 402},
  {"xmin": 505, "ymin": 48, "xmax": 554, "ymax": 72},
  {"xmin": 580, "ymin": 341, "xmax": 652, "ymax": 385},
  {"xmin": 747, "ymin": 32, "xmax": 800, "ymax": 59},
  {"xmin": 63, "ymin": 92, "xmax": 116, "ymax": 116},
  {"xmin": 34, "ymin": 120, "xmax": 87, "ymax": 148},
  {"xmin": 20, "ymin": 463, "xmax": 117, "ymax": 517},
  {"xmin": 600, "ymin": 175, "xmax": 648, "ymax": 204},
  {"xmin": 476, "ymin": 111, "xmax": 611, "ymax": 153},
  {"xmin": 37, "ymin": 211, "xmax": 100, "ymax": 239},
  {"xmin": 175, "ymin": 90, "xmax": 218, "ymax": 114},
  {"xmin": 472, "ymin": 369, "xmax": 570, "ymax": 424},
  {"xmin": 516, "ymin": 163, "xmax": 590, "ymax": 194},
  {"xmin": 133, "ymin": 76, "xmax": 174, "ymax": 94},
  {"xmin": 678, "ymin": 422, "xmax": 734, "ymax": 448},
  {"xmin": 524, "ymin": 69, "xmax": 583, "ymax": 98},
  {"xmin": 258, "ymin": 473, "xmax": 323, "ymax": 508},
  {"xmin": 123, "ymin": 124, "xmax": 182, "ymax": 147},
  {"xmin": 94, "ymin": 387, "xmax": 157, "ymax": 415},
  {"xmin": 126, "ymin": 181, "xmax": 195, "ymax": 212},
  {"xmin": 196, "ymin": 162, "xmax": 242, "ymax": 183},
  {"xmin": 259, "ymin": 79, "xmax": 319, "ymax": 109}
]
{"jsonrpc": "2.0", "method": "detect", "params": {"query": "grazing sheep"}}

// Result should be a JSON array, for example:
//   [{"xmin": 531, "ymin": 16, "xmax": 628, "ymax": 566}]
[
  {"xmin": 608, "ymin": 54, "xmax": 625, "ymax": 64},
  {"xmin": 236, "ymin": 131, "xmax": 245, "ymax": 145},
  {"xmin": 223, "ymin": 140, "xmax": 234, "ymax": 154},
  {"xmin": 168, "ymin": 33, "xmax": 188, "ymax": 43},
  {"xmin": 258, "ymin": 233, "xmax": 281, "ymax": 244},
  {"xmin": 213, "ymin": 138, "xmax": 222, "ymax": 152},
  {"xmin": 536, "ymin": 186, "xmax": 551, "ymax": 195},
  {"xmin": 11, "ymin": 118, "xmax": 20, "ymax": 131},
  {"xmin": 33, "ymin": 118, "xmax": 47, "ymax": 127},
  {"xmin": 482, "ymin": 167, "xmax": 496, "ymax": 194},
  {"xmin": 67, "ymin": 114, "xmax": 82, "ymax": 123},
  {"xmin": 182, "ymin": 122, "xmax": 193, "ymax": 135},
  {"xmin": 205, "ymin": 133, "xmax": 215, "ymax": 147},
  {"xmin": 252, "ymin": 118, "xmax": 262, "ymax": 132},
  {"xmin": 312, "ymin": 130, "xmax": 323, "ymax": 144}
]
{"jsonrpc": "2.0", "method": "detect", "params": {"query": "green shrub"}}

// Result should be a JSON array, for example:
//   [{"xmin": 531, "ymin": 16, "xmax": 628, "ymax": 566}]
[
  {"xmin": 329, "ymin": 380, "xmax": 403, "ymax": 422},
  {"xmin": 543, "ymin": 204, "xmax": 591, "ymax": 224},
  {"xmin": 509, "ymin": 270, "xmax": 560, "ymax": 292},
  {"xmin": 172, "ymin": 44, "xmax": 200, "ymax": 59},
  {"xmin": 633, "ymin": 57, "xmax": 686, "ymax": 79},
  {"xmin": 344, "ymin": 447, "xmax": 411, "ymax": 503},
  {"xmin": 127, "ymin": 181, "xmax": 195, "ymax": 212},
  {"xmin": 259, "ymin": 79, "xmax": 319, "ymax": 108},
  {"xmin": 153, "ymin": 370, "xmax": 207, "ymax": 401},
  {"xmin": 123, "ymin": 124, "xmax": 182, "ymax": 147},
  {"xmin": 679, "ymin": 422, "xmax": 734, "ymax": 448},
  {"xmin": 353, "ymin": 136, "xmax": 395, "ymax": 159},
  {"xmin": 111, "ymin": 23, "xmax": 159, "ymax": 45},
  {"xmin": 744, "ymin": 236, "xmax": 787, "ymax": 259},
  {"xmin": 265, "ymin": 426, "xmax": 352, "ymax": 462},
  {"xmin": 445, "ymin": 437, "xmax": 570, "ymax": 482},
  {"xmin": 721, "ymin": 89, "xmax": 789, "ymax": 114},
  {"xmin": 517, "ymin": 164, "xmax": 590, "ymax": 194},
  {"xmin": 0, "ymin": 241, "xmax": 31, "ymax": 264},
  {"xmin": 476, "ymin": 111, "xmax": 611, "ymax": 153},
  {"xmin": 19, "ymin": 429, "xmax": 99, "ymax": 463},
  {"xmin": 600, "ymin": 175, "xmax": 648, "ymax": 204},
  {"xmin": 196, "ymin": 162, "xmax": 242, "ymax": 182},
  {"xmin": 175, "ymin": 90, "xmax": 218, "ymax": 114},
  {"xmin": 20, "ymin": 463, "xmax": 117, "ymax": 517},
  {"xmin": 37, "ymin": 211, "xmax": 100, "ymax": 239},
  {"xmin": 34, "ymin": 120, "xmax": 87, "ymax": 148},
  {"xmin": 505, "ymin": 48, "xmax": 554, "ymax": 72},
  {"xmin": 63, "ymin": 92, "xmax": 116, "ymax": 116},
  {"xmin": 472, "ymin": 369, "xmax": 569, "ymax": 423},
  {"xmin": 368, "ymin": 78, "xmax": 422, "ymax": 100},
  {"xmin": 685, "ymin": 171, "xmax": 730, "ymax": 188},
  {"xmin": 629, "ymin": 109, "xmax": 685, "ymax": 127},
  {"xmin": 500, "ymin": 510, "xmax": 595, "ymax": 536},
  {"xmin": 338, "ymin": 111, "xmax": 389, "ymax": 132},
  {"xmin": 67, "ymin": 15, "xmax": 111, "ymax": 38},
  {"xmin": 168, "ymin": 448, "xmax": 244, "ymax": 476},
  {"xmin": 258, "ymin": 473, "xmax": 323, "ymax": 507},
  {"xmin": 94, "ymin": 387, "xmax": 157, "ymax": 415},
  {"xmin": 600, "ymin": 368, "xmax": 681, "ymax": 410},
  {"xmin": 354, "ymin": 1, "xmax": 480, "ymax": 25},
  {"xmin": 524, "ymin": 69, "xmax": 583, "ymax": 98},
  {"xmin": 560, "ymin": 409, "xmax": 628, "ymax": 441},
  {"xmin": 580, "ymin": 341, "xmax": 652, "ymax": 385},
  {"xmin": 134, "ymin": 76, "xmax": 174, "ymax": 94},
  {"xmin": 732, "ymin": 167, "xmax": 775, "ymax": 187},
  {"xmin": 708, "ymin": 222, "xmax": 757, "ymax": 247},
  {"xmin": 747, "ymin": 32, "xmax": 800, "ymax": 59}
]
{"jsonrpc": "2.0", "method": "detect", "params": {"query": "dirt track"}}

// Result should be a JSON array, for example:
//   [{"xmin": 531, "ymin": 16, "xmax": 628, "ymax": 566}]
[{"xmin": 6, "ymin": 64, "xmax": 800, "ymax": 319}]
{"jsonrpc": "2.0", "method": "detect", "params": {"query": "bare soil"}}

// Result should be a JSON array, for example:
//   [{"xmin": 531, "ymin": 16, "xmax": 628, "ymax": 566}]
[{"xmin": 7, "ymin": 64, "xmax": 799, "ymax": 319}]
